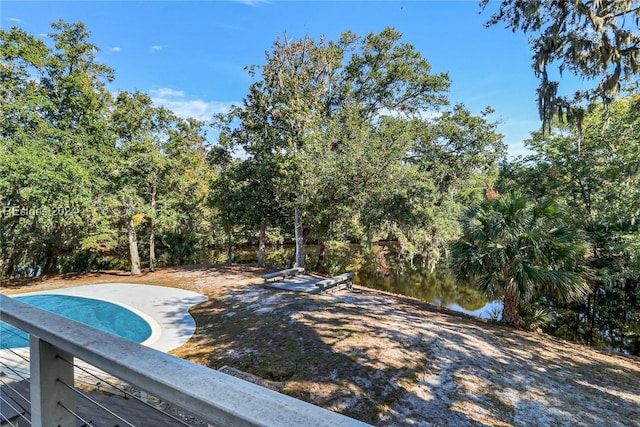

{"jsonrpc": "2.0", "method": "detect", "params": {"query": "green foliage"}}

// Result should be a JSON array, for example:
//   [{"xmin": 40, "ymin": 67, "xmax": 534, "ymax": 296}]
[
  {"xmin": 0, "ymin": 21, "xmax": 114, "ymax": 275},
  {"xmin": 519, "ymin": 301, "xmax": 553, "ymax": 331},
  {"xmin": 499, "ymin": 95, "xmax": 640, "ymax": 352},
  {"xmin": 110, "ymin": 91, "xmax": 211, "ymax": 272},
  {"xmin": 0, "ymin": 21, "xmax": 211, "ymax": 276},
  {"xmin": 515, "ymin": 95, "xmax": 640, "ymax": 270},
  {"xmin": 451, "ymin": 193, "xmax": 591, "ymax": 326},
  {"xmin": 1, "ymin": 21, "xmax": 504, "ymax": 330},
  {"xmin": 220, "ymin": 27, "xmax": 505, "ymax": 271},
  {"xmin": 337, "ymin": 27, "xmax": 450, "ymax": 118},
  {"xmin": 483, "ymin": 0, "xmax": 640, "ymax": 129}
]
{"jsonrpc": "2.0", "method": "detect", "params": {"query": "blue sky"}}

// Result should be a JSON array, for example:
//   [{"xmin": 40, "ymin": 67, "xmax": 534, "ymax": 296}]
[{"xmin": 2, "ymin": 0, "xmax": 577, "ymax": 157}]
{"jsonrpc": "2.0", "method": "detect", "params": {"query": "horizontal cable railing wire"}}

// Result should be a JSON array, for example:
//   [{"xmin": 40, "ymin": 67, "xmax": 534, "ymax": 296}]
[
  {"xmin": 58, "ymin": 354, "xmax": 196, "ymax": 426},
  {"xmin": 0, "ymin": 393, "xmax": 30, "ymax": 426},
  {"xmin": 58, "ymin": 378, "xmax": 137, "ymax": 427},
  {"xmin": 58, "ymin": 400, "xmax": 93, "ymax": 427},
  {"xmin": 3, "ymin": 336, "xmax": 199, "ymax": 425},
  {"xmin": 1, "ymin": 294, "xmax": 371, "ymax": 427}
]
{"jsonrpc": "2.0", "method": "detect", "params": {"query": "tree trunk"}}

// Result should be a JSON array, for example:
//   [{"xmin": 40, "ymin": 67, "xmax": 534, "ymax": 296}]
[
  {"xmin": 294, "ymin": 203, "xmax": 304, "ymax": 268},
  {"xmin": 42, "ymin": 227, "xmax": 62, "ymax": 275},
  {"xmin": 42, "ymin": 247, "xmax": 59, "ymax": 276},
  {"xmin": 5, "ymin": 256, "xmax": 15, "ymax": 278},
  {"xmin": 2, "ymin": 220, "xmax": 19, "ymax": 277},
  {"xmin": 586, "ymin": 283, "xmax": 598, "ymax": 346},
  {"xmin": 376, "ymin": 245, "xmax": 392, "ymax": 279},
  {"xmin": 502, "ymin": 280, "xmax": 521, "ymax": 326},
  {"xmin": 128, "ymin": 216, "xmax": 141, "ymax": 275},
  {"xmin": 315, "ymin": 240, "xmax": 328, "ymax": 273},
  {"xmin": 257, "ymin": 220, "xmax": 267, "ymax": 267},
  {"xmin": 149, "ymin": 231, "xmax": 155, "ymax": 272},
  {"xmin": 149, "ymin": 181, "xmax": 157, "ymax": 272},
  {"xmin": 226, "ymin": 224, "xmax": 233, "ymax": 264}
]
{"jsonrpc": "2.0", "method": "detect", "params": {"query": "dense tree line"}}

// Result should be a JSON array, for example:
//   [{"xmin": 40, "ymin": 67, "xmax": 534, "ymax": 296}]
[
  {"xmin": 492, "ymin": 96, "xmax": 640, "ymax": 354},
  {"xmin": 0, "ymin": 21, "xmax": 213, "ymax": 276},
  {"xmin": 0, "ymin": 22, "xmax": 504, "ymax": 278},
  {"xmin": 213, "ymin": 28, "xmax": 505, "ymax": 271},
  {"xmin": 1, "ymin": 18, "xmax": 638, "ymax": 355},
  {"xmin": 476, "ymin": 0, "xmax": 640, "ymax": 358}
]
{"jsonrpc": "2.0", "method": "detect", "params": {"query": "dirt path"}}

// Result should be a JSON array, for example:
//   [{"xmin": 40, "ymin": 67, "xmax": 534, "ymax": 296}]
[{"xmin": 3, "ymin": 265, "xmax": 639, "ymax": 426}]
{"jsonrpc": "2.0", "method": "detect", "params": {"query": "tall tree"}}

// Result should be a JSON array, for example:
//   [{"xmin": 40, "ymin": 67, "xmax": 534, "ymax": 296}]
[
  {"xmin": 482, "ymin": 0, "xmax": 640, "ymax": 129},
  {"xmin": 501, "ymin": 95, "xmax": 640, "ymax": 350},
  {"xmin": 160, "ymin": 116, "xmax": 211, "ymax": 266},
  {"xmin": 0, "ymin": 21, "xmax": 114, "ymax": 276},
  {"xmin": 215, "ymin": 83, "xmax": 289, "ymax": 266},
  {"xmin": 258, "ymin": 34, "xmax": 341, "ymax": 268},
  {"xmin": 253, "ymin": 28, "xmax": 452, "ymax": 267},
  {"xmin": 220, "ymin": 27, "xmax": 503, "ymax": 273},
  {"xmin": 451, "ymin": 193, "xmax": 590, "ymax": 326},
  {"xmin": 1, "ymin": 21, "xmax": 212, "ymax": 276},
  {"xmin": 401, "ymin": 105, "xmax": 505, "ymax": 270},
  {"xmin": 320, "ymin": 27, "xmax": 453, "ymax": 262},
  {"xmin": 111, "ymin": 91, "xmax": 166, "ymax": 275},
  {"xmin": 302, "ymin": 109, "xmax": 416, "ymax": 270}
]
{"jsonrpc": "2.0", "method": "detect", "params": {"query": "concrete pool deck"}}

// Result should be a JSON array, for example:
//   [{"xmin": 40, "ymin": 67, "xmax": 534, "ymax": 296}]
[
  {"xmin": 0, "ymin": 283, "xmax": 207, "ymax": 384},
  {"xmin": 3, "ymin": 283, "xmax": 208, "ymax": 352},
  {"xmin": 0, "ymin": 283, "xmax": 213, "ymax": 424}
]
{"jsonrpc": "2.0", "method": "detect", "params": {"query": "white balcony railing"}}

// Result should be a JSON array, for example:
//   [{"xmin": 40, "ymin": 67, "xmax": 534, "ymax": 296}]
[{"xmin": 0, "ymin": 294, "xmax": 371, "ymax": 427}]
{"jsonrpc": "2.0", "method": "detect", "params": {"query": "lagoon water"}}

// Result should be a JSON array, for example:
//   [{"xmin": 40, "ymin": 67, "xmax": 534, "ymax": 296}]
[{"xmin": 207, "ymin": 243, "xmax": 503, "ymax": 320}]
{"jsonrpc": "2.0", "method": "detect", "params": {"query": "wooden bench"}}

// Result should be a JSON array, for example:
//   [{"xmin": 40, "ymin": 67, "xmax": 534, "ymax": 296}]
[
  {"xmin": 315, "ymin": 272, "xmax": 355, "ymax": 293},
  {"xmin": 261, "ymin": 267, "xmax": 305, "ymax": 283}
]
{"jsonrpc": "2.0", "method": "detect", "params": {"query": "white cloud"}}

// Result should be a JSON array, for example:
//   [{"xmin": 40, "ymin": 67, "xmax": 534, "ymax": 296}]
[
  {"xmin": 150, "ymin": 88, "xmax": 185, "ymax": 98},
  {"xmin": 505, "ymin": 141, "xmax": 532, "ymax": 159},
  {"xmin": 110, "ymin": 46, "xmax": 122, "ymax": 52},
  {"xmin": 149, "ymin": 87, "xmax": 235, "ymax": 121},
  {"xmin": 234, "ymin": 0, "xmax": 269, "ymax": 6},
  {"xmin": 151, "ymin": 45, "xmax": 163, "ymax": 52},
  {"xmin": 7, "ymin": 18, "xmax": 22, "ymax": 23}
]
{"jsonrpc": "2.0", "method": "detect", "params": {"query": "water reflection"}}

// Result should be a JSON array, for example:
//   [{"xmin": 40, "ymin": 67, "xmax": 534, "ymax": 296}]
[
  {"xmin": 205, "ymin": 243, "xmax": 502, "ymax": 320},
  {"xmin": 446, "ymin": 301, "xmax": 503, "ymax": 320}
]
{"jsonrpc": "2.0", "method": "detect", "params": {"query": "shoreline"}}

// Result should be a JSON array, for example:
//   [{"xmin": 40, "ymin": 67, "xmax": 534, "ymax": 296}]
[{"xmin": 2, "ymin": 264, "xmax": 639, "ymax": 425}]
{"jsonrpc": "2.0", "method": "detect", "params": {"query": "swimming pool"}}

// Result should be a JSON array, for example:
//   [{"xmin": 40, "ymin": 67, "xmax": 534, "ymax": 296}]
[{"xmin": 0, "ymin": 294, "xmax": 152, "ymax": 349}]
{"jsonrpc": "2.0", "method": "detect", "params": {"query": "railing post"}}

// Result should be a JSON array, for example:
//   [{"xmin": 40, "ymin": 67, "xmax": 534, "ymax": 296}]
[
  {"xmin": 2, "ymin": 294, "xmax": 371, "ymax": 427},
  {"xmin": 30, "ymin": 335, "xmax": 76, "ymax": 427}
]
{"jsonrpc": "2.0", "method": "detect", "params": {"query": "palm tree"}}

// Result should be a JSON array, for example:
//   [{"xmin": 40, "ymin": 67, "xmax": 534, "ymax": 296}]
[{"xmin": 450, "ymin": 193, "xmax": 591, "ymax": 326}]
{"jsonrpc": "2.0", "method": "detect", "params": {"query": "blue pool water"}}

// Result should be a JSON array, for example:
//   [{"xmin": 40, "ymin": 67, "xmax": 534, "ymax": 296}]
[{"xmin": 0, "ymin": 295, "xmax": 152, "ymax": 349}]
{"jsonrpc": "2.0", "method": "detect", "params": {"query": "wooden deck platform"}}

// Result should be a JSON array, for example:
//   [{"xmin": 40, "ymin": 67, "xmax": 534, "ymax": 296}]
[{"xmin": 263, "ymin": 272, "xmax": 354, "ymax": 294}]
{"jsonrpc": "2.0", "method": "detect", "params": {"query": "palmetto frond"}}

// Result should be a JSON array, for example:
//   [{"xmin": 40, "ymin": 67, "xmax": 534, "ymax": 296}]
[
  {"xmin": 475, "ymin": 272, "xmax": 503, "ymax": 298},
  {"xmin": 450, "ymin": 192, "xmax": 590, "ymax": 325}
]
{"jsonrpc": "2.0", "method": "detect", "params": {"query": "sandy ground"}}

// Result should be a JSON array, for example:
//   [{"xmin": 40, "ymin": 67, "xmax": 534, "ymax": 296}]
[{"xmin": 2, "ymin": 265, "xmax": 639, "ymax": 426}]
